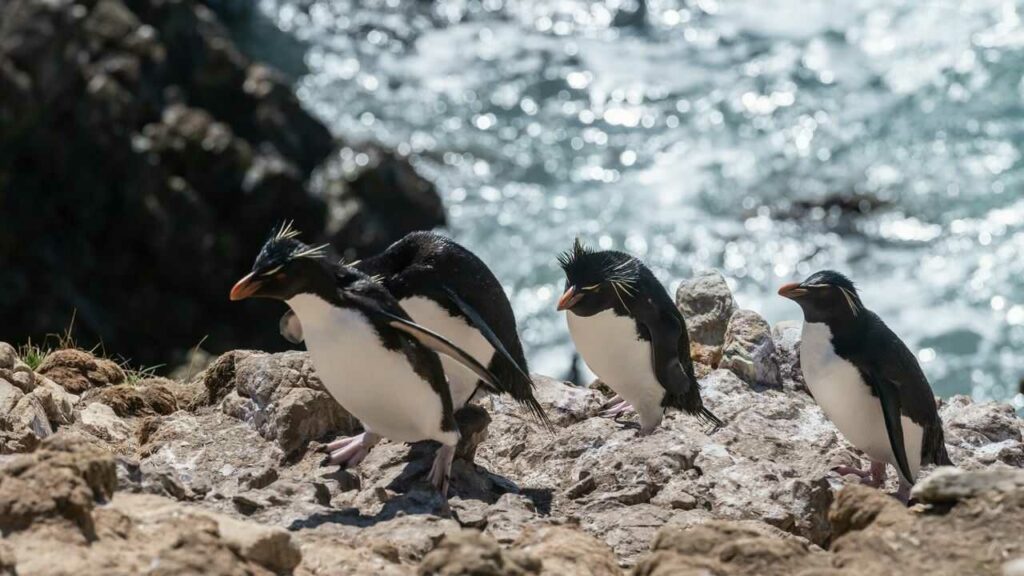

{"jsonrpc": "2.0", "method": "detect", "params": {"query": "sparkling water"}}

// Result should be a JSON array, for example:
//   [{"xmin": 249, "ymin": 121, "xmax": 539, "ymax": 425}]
[{"xmin": 256, "ymin": 0, "xmax": 1024, "ymax": 407}]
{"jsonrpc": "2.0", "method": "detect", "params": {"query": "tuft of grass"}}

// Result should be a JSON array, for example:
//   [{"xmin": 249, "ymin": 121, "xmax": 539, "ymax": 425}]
[
  {"xmin": 16, "ymin": 311, "xmax": 169, "ymax": 384},
  {"xmin": 19, "ymin": 339, "xmax": 51, "ymax": 371},
  {"xmin": 122, "ymin": 363, "xmax": 166, "ymax": 385},
  {"xmin": 18, "ymin": 311, "xmax": 79, "ymax": 370}
]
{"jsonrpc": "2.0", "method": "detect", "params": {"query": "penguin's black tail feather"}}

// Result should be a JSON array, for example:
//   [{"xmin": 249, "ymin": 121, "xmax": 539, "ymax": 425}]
[
  {"xmin": 933, "ymin": 441, "xmax": 954, "ymax": 467},
  {"xmin": 491, "ymin": 356, "xmax": 554, "ymax": 432},
  {"xmin": 697, "ymin": 406, "xmax": 725, "ymax": 433}
]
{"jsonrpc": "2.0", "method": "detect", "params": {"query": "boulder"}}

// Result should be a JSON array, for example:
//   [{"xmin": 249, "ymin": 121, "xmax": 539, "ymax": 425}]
[
  {"xmin": 912, "ymin": 467, "xmax": 1024, "ymax": 504},
  {"xmin": 82, "ymin": 378, "xmax": 179, "ymax": 417},
  {"xmin": 771, "ymin": 321, "xmax": 806, "ymax": 393},
  {"xmin": 719, "ymin": 310, "xmax": 782, "ymax": 389},
  {"xmin": 213, "ymin": 350, "xmax": 358, "ymax": 456},
  {"xmin": 675, "ymin": 271, "xmax": 737, "ymax": 364},
  {"xmin": 0, "ymin": 344, "xmax": 15, "ymax": 370},
  {"xmin": 515, "ymin": 526, "xmax": 620, "ymax": 576},
  {"xmin": 418, "ymin": 530, "xmax": 541, "ymax": 576},
  {"xmin": 77, "ymin": 403, "xmax": 132, "ymax": 444},
  {"xmin": 0, "ymin": 434, "xmax": 117, "ymax": 540},
  {"xmin": 36, "ymin": 350, "xmax": 126, "ymax": 394}
]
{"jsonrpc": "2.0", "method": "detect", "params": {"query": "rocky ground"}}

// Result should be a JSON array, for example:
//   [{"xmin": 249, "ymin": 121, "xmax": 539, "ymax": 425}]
[
  {"xmin": 0, "ymin": 0, "xmax": 443, "ymax": 366},
  {"xmin": 1, "ymin": 271, "xmax": 1023, "ymax": 575}
]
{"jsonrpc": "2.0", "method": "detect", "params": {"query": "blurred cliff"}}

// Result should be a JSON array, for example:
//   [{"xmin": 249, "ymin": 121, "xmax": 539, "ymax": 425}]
[{"xmin": 0, "ymin": 0, "xmax": 446, "ymax": 367}]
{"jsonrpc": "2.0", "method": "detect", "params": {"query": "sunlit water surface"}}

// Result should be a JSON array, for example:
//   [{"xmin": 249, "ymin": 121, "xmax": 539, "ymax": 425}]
[{"xmin": 256, "ymin": 0, "xmax": 1024, "ymax": 407}]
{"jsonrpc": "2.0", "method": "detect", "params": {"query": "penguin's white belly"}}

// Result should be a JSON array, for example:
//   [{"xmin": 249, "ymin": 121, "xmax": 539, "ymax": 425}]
[
  {"xmin": 400, "ymin": 296, "xmax": 495, "ymax": 408},
  {"xmin": 288, "ymin": 294, "xmax": 454, "ymax": 445},
  {"xmin": 567, "ymin": 309, "xmax": 665, "ymax": 424},
  {"xmin": 800, "ymin": 322, "xmax": 923, "ymax": 481}
]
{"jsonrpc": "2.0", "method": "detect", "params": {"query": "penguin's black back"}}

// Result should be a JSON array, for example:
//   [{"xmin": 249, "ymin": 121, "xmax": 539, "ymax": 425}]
[
  {"xmin": 356, "ymin": 232, "xmax": 538, "ymax": 411},
  {"xmin": 830, "ymin": 309, "xmax": 951, "ymax": 466}
]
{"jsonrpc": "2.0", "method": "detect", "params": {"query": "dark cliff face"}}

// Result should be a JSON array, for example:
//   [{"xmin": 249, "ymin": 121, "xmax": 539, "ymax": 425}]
[{"xmin": 0, "ymin": 0, "xmax": 445, "ymax": 366}]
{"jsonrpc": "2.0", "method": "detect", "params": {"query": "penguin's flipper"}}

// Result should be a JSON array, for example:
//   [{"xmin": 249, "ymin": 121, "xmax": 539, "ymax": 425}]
[
  {"xmin": 385, "ymin": 315, "xmax": 502, "ymax": 394},
  {"xmin": 441, "ymin": 286, "xmax": 531, "ymax": 382},
  {"xmin": 280, "ymin": 310, "xmax": 304, "ymax": 344},
  {"xmin": 867, "ymin": 372, "xmax": 915, "ymax": 484},
  {"xmin": 633, "ymin": 297, "xmax": 698, "ymax": 402},
  {"xmin": 348, "ymin": 292, "xmax": 503, "ymax": 393}
]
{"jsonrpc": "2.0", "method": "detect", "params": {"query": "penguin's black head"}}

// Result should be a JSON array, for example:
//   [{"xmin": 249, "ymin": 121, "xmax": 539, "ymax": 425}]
[
  {"xmin": 556, "ymin": 238, "xmax": 639, "ymax": 317},
  {"xmin": 230, "ymin": 222, "xmax": 334, "ymax": 302},
  {"xmin": 778, "ymin": 270, "xmax": 863, "ymax": 323}
]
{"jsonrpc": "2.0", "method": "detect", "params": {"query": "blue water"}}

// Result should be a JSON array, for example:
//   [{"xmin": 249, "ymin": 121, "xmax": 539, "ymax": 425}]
[{"xmin": 257, "ymin": 0, "xmax": 1024, "ymax": 407}]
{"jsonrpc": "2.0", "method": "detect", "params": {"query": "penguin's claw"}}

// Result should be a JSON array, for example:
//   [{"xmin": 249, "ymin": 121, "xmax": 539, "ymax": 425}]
[
  {"xmin": 599, "ymin": 400, "xmax": 634, "ymax": 418},
  {"xmin": 429, "ymin": 444, "xmax": 456, "ymax": 497},
  {"xmin": 894, "ymin": 481, "xmax": 912, "ymax": 505},
  {"xmin": 599, "ymin": 394, "xmax": 624, "ymax": 410}
]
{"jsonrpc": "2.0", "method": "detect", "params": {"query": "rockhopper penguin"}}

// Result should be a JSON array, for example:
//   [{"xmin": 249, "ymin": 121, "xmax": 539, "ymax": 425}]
[
  {"xmin": 280, "ymin": 231, "xmax": 548, "ymax": 426},
  {"xmin": 231, "ymin": 224, "xmax": 504, "ymax": 497},
  {"xmin": 779, "ymin": 270, "xmax": 953, "ymax": 501},
  {"xmin": 557, "ymin": 239, "xmax": 722, "ymax": 434}
]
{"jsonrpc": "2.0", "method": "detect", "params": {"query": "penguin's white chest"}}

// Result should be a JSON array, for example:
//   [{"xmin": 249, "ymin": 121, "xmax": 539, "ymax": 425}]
[
  {"xmin": 287, "ymin": 294, "xmax": 452, "ymax": 444},
  {"xmin": 567, "ymin": 309, "xmax": 665, "ymax": 424},
  {"xmin": 800, "ymin": 321, "xmax": 923, "ymax": 481},
  {"xmin": 399, "ymin": 296, "xmax": 495, "ymax": 408}
]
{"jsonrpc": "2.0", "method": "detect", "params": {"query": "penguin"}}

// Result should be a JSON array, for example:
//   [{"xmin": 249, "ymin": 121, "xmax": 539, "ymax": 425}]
[
  {"xmin": 279, "ymin": 231, "xmax": 548, "ymax": 426},
  {"xmin": 230, "ymin": 224, "xmax": 504, "ymax": 497},
  {"xmin": 556, "ymin": 238, "xmax": 722, "ymax": 435},
  {"xmin": 778, "ymin": 270, "xmax": 953, "ymax": 501}
]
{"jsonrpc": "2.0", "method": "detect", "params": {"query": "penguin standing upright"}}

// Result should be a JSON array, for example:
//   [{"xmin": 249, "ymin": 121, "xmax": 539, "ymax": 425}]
[
  {"xmin": 230, "ymin": 225, "xmax": 504, "ymax": 497},
  {"xmin": 281, "ymin": 231, "xmax": 547, "ymax": 423},
  {"xmin": 779, "ymin": 270, "xmax": 953, "ymax": 501},
  {"xmin": 557, "ymin": 239, "xmax": 722, "ymax": 434}
]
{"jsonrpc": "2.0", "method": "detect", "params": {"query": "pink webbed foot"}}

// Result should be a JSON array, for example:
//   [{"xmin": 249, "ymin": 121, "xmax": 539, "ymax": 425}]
[
  {"xmin": 832, "ymin": 460, "xmax": 886, "ymax": 488},
  {"xmin": 599, "ymin": 400, "xmax": 635, "ymax": 418},
  {"xmin": 326, "ymin": 432, "xmax": 380, "ymax": 468},
  {"xmin": 429, "ymin": 444, "xmax": 456, "ymax": 497}
]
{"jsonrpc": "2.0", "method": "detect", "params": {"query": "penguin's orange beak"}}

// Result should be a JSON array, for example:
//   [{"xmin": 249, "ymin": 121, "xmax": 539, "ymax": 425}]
[
  {"xmin": 230, "ymin": 272, "xmax": 262, "ymax": 301},
  {"xmin": 777, "ymin": 282, "xmax": 806, "ymax": 299},
  {"xmin": 557, "ymin": 286, "xmax": 584, "ymax": 311}
]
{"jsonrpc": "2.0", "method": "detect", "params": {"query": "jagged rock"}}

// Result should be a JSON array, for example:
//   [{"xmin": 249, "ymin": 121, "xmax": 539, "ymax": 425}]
[
  {"xmin": 719, "ymin": 310, "xmax": 782, "ymax": 389},
  {"xmin": 675, "ymin": 271, "xmax": 737, "ymax": 363},
  {"xmin": 529, "ymin": 375, "xmax": 604, "ymax": 425},
  {"xmin": 941, "ymin": 396, "xmax": 1024, "ymax": 468},
  {"xmin": 0, "ymin": 380, "xmax": 24, "ymax": 419},
  {"xmin": 0, "ymin": 344, "xmax": 15, "ymax": 370},
  {"xmin": 0, "ymin": 434, "xmax": 117, "ymax": 540},
  {"xmin": 912, "ymin": 467, "xmax": 1024, "ymax": 504},
  {"xmin": 216, "ymin": 350, "xmax": 358, "ymax": 456},
  {"xmin": 771, "ymin": 321, "xmax": 806, "ymax": 393},
  {"xmin": 27, "ymin": 376, "xmax": 79, "ymax": 426},
  {"xmin": 136, "ymin": 411, "xmax": 283, "ymax": 501},
  {"xmin": 36, "ymin": 350, "xmax": 126, "ymax": 394},
  {"xmin": 82, "ymin": 378, "xmax": 178, "ymax": 417},
  {"xmin": 633, "ymin": 521, "xmax": 828, "ymax": 576},
  {"xmin": 78, "ymin": 403, "xmax": 132, "ymax": 444},
  {"xmin": 217, "ymin": 513, "xmax": 302, "ymax": 573},
  {"xmin": 418, "ymin": 530, "xmax": 541, "ymax": 576},
  {"xmin": 3, "ymin": 393, "xmax": 53, "ymax": 453},
  {"xmin": 515, "ymin": 526, "xmax": 620, "ymax": 576}
]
